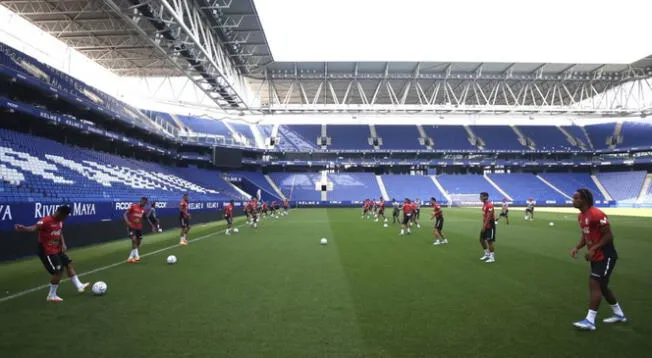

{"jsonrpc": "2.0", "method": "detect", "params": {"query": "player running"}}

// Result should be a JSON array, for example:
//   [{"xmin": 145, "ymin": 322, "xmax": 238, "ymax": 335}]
[
  {"xmin": 413, "ymin": 198, "xmax": 422, "ymax": 228},
  {"xmin": 14, "ymin": 205, "xmax": 89, "ymax": 302},
  {"xmin": 570, "ymin": 188, "xmax": 627, "ymax": 331},
  {"xmin": 247, "ymin": 196, "xmax": 260, "ymax": 228},
  {"xmin": 283, "ymin": 198, "xmax": 289, "ymax": 215},
  {"xmin": 224, "ymin": 200, "xmax": 238, "ymax": 235},
  {"xmin": 147, "ymin": 201, "xmax": 162, "ymax": 233},
  {"xmin": 179, "ymin": 193, "xmax": 191, "ymax": 245},
  {"xmin": 400, "ymin": 198, "xmax": 415, "ymax": 236},
  {"xmin": 430, "ymin": 197, "xmax": 448, "ymax": 245},
  {"xmin": 479, "ymin": 192, "xmax": 496, "ymax": 263},
  {"xmin": 496, "ymin": 198, "xmax": 509, "ymax": 225},
  {"xmin": 525, "ymin": 197, "xmax": 535, "ymax": 221},
  {"xmin": 124, "ymin": 197, "xmax": 148, "ymax": 263},
  {"xmin": 375, "ymin": 197, "xmax": 387, "ymax": 223},
  {"xmin": 361, "ymin": 199, "xmax": 370, "ymax": 219}
]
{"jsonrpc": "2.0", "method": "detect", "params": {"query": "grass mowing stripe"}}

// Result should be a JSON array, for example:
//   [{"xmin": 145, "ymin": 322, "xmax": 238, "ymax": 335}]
[{"xmin": 0, "ymin": 219, "xmax": 249, "ymax": 304}]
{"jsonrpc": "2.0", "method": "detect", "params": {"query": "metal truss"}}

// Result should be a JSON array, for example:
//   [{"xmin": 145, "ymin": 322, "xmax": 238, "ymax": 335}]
[
  {"xmin": 251, "ymin": 63, "xmax": 652, "ymax": 115},
  {"xmin": 103, "ymin": 0, "xmax": 252, "ymax": 110},
  {"xmin": 1, "ymin": 0, "xmax": 174, "ymax": 76}
]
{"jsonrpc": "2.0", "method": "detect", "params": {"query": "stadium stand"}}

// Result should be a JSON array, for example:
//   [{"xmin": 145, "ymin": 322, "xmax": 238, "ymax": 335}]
[
  {"xmin": 436, "ymin": 174, "xmax": 502, "ymax": 200},
  {"xmin": 278, "ymin": 125, "xmax": 320, "ymax": 151},
  {"xmin": 516, "ymin": 126, "xmax": 577, "ymax": 151},
  {"xmin": 584, "ymin": 123, "xmax": 616, "ymax": 149},
  {"xmin": 487, "ymin": 173, "xmax": 568, "ymax": 203},
  {"xmin": 539, "ymin": 172, "xmax": 606, "ymax": 202},
  {"xmin": 327, "ymin": 125, "xmax": 372, "ymax": 150},
  {"xmin": 382, "ymin": 175, "xmax": 447, "ymax": 202},
  {"xmin": 620, "ymin": 122, "xmax": 652, "ymax": 148},
  {"xmin": 375, "ymin": 125, "xmax": 423, "ymax": 150},
  {"xmin": 229, "ymin": 171, "xmax": 282, "ymax": 202},
  {"xmin": 422, "ymin": 126, "xmax": 476, "ymax": 151},
  {"xmin": 268, "ymin": 172, "xmax": 322, "ymax": 201},
  {"xmin": 597, "ymin": 171, "xmax": 647, "ymax": 202},
  {"xmin": 327, "ymin": 173, "xmax": 382, "ymax": 201},
  {"xmin": 0, "ymin": 129, "xmax": 243, "ymax": 203},
  {"xmin": 470, "ymin": 126, "xmax": 522, "ymax": 150}
]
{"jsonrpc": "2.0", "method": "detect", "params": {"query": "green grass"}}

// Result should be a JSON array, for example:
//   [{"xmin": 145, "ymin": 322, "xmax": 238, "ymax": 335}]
[{"xmin": 1, "ymin": 208, "xmax": 651, "ymax": 358}]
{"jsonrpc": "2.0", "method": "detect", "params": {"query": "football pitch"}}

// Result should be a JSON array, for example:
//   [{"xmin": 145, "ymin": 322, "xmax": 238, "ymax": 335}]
[{"xmin": 1, "ymin": 208, "xmax": 651, "ymax": 358}]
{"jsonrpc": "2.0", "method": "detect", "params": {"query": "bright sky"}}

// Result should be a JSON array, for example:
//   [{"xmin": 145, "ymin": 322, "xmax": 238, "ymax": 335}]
[{"xmin": 254, "ymin": 0, "xmax": 651, "ymax": 64}]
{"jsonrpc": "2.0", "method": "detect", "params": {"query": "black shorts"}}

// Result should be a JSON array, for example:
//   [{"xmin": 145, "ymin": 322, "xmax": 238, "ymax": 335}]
[
  {"xmin": 128, "ymin": 228, "xmax": 143, "ymax": 239},
  {"xmin": 526, "ymin": 208, "xmax": 533, "ymax": 213},
  {"xmin": 480, "ymin": 227, "xmax": 496, "ymax": 242},
  {"xmin": 378, "ymin": 208, "xmax": 384, "ymax": 216},
  {"xmin": 225, "ymin": 215, "xmax": 233, "ymax": 225},
  {"xmin": 434, "ymin": 216, "xmax": 444, "ymax": 231},
  {"xmin": 590, "ymin": 258, "xmax": 617, "ymax": 282},
  {"xmin": 38, "ymin": 248, "xmax": 71, "ymax": 275},
  {"xmin": 180, "ymin": 216, "xmax": 191, "ymax": 228},
  {"xmin": 415, "ymin": 209, "xmax": 421, "ymax": 217},
  {"xmin": 499, "ymin": 211, "xmax": 508, "ymax": 217},
  {"xmin": 402, "ymin": 213, "xmax": 412, "ymax": 225},
  {"xmin": 393, "ymin": 210, "xmax": 399, "ymax": 217},
  {"xmin": 149, "ymin": 217, "xmax": 159, "ymax": 226}
]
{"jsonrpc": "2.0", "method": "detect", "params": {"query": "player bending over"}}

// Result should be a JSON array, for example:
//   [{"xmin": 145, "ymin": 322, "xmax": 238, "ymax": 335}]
[
  {"xmin": 179, "ymin": 193, "xmax": 191, "ymax": 245},
  {"xmin": 124, "ymin": 197, "xmax": 148, "ymax": 263},
  {"xmin": 479, "ymin": 192, "xmax": 496, "ymax": 263},
  {"xmin": 15, "ymin": 205, "xmax": 89, "ymax": 302},
  {"xmin": 430, "ymin": 197, "xmax": 448, "ymax": 245},
  {"xmin": 400, "ymin": 199, "xmax": 415, "ymax": 236},
  {"xmin": 224, "ymin": 200, "xmax": 238, "ymax": 235},
  {"xmin": 570, "ymin": 188, "xmax": 627, "ymax": 331},
  {"xmin": 495, "ymin": 198, "xmax": 509, "ymax": 225}
]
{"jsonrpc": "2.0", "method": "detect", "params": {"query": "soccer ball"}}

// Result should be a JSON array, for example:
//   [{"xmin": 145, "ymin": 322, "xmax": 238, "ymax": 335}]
[
  {"xmin": 549, "ymin": 222, "xmax": 555, "ymax": 227},
  {"xmin": 158, "ymin": 228, "xmax": 163, "ymax": 232},
  {"xmin": 383, "ymin": 223, "xmax": 388, "ymax": 228},
  {"xmin": 320, "ymin": 238, "xmax": 328, "ymax": 245},
  {"xmin": 92, "ymin": 281, "xmax": 107, "ymax": 296},
  {"xmin": 233, "ymin": 228, "xmax": 239, "ymax": 233},
  {"xmin": 167, "ymin": 255, "xmax": 177, "ymax": 264}
]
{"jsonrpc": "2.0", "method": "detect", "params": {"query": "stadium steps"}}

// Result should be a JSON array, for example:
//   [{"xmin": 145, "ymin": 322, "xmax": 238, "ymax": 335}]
[
  {"xmin": 169, "ymin": 113, "xmax": 189, "ymax": 132},
  {"xmin": 483, "ymin": 174, "xmax": 513, "ymax": 201},
  {"xmin": 376, "ymin": 175, "xmax": 390, "ymax": 201},
  {"xmin": 636, "ymin": 174, "xmax": 652, "ymax": 203},
  {"xmin": 430, "ymin": 176, "xmax": 451, "ymax": 203},
  {"xmin": 265, "ymin": 174, "xmax": 287, "ymax": 200},
  {"xmin": 557, "ymin": 126, "xmax": 580, "ymax": 148},
  {"xmin": 225, "ymin": 181, "xmax": 251, "ymax": 199},
  {"xmin": 536, "ymin": 175, "xmax": 572, "ymax": 200},
  {"xmin": 250, "ymin": 125, "xmax": 266, "ymax": 148},
  {"xmin": 591, "ymin": 175, "xmax": 614, "ymax": 201},
  {"xmin": 463, "ymin": 125, "xmax": 484, "ymax": 149},
  {"xmin": 580, "ymin": 126, "xmax": 595, "ymax": 150}
]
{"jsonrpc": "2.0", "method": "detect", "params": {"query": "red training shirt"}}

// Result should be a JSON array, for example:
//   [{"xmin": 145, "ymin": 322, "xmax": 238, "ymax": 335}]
[
  {"xmin": 38, "ymin": 216, "xmax": 64, "ymax": 255},
  {"xmin": 579, "ymin": 207, "xmax": 617, "ymax": 262},
  {"xmin": 126, "ymin": 204, "xmax": 146, "ymax": 230}
]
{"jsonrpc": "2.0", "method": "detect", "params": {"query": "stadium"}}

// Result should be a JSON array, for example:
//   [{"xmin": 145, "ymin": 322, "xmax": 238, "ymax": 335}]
[{"xmin": 0, "ymin": 0, "xmax": 651, "ymax": 356}]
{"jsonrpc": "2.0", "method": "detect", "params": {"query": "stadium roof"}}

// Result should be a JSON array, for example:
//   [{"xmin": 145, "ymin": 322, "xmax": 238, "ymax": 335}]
[
  {"xmin": 1, "ymin": 0, "xmax": 273, "ymax": 77},
  {"xmin": 1, "ymin": 0, "xmax": 651, "ymax": 114}
]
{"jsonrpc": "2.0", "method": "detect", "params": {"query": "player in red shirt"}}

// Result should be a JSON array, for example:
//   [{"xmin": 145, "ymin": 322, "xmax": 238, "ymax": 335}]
[
  {"xmin": 179, "ymin": 193, "xmax": 191, "ymax": 245},
  {"xmin": 14, "ymin": 205, "xmax": 89, "ymax": 302},
  {"xmin": 479, "ymin": 192, "xmax": 496, "ymax": 263},
  {"xmin": 361, "ymin": 199, "xmax": 370, "ymax": 219},
  {"xmin": 375, "ymin": 197, "xmax": 387, "ymax": 224},
  {"xmin": 283, "ymin": 198, "xmax": 289, "ymax": 215},
  {"xmin": 430, "ymin": 197, "xmax": 448, "ymax": 245},
  {"xmin": 570, "ymin": 188, "xmax": 627, "ymax": 331},
  {"xmin": 400, "ymin": 199, "xmax": 415, "ymax": 236},
  {"xmin": 224, "ymin": 199, "xmax": 237, "ymax": 235},
  {"xmin": 124, "ymin": 197, "xmax": 148, "ymax": 263}
]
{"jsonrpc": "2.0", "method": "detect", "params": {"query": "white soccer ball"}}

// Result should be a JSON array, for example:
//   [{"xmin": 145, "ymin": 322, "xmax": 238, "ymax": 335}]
[
  {"xmin": 383, "ymin": 223, "xmax": 388, "ymax": 228},
  {"xmin": 233, "ymin": 228, "xmax": 239, "ymax": 233},
  {"xmin": 320, "ymin": 238, "xmax": 328, "ymax": 245},
  {"xmin": 167, "ymin": 255, "xmax": 177, "ymax": 264},
  {"xmin": 158, "ymin": 228, "xmax": 163, "ymax": 232},
  {"xmin": 549, "ymin": 222, "xmax": 555, "ymax": 227},
  {"xmin": 92, "ymin": 281, "xmax": 107, "ymax": 296}
]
